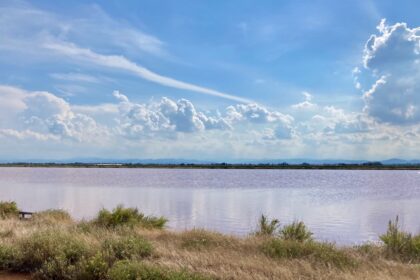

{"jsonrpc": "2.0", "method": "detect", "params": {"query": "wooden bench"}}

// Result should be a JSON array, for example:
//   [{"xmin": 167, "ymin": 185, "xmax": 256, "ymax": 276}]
[{"xmin": 18, "ymin": 211, "xmax": 33, "ymax": 219}]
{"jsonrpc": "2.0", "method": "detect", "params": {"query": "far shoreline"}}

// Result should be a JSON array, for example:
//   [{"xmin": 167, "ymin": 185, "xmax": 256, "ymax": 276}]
[{"xmin": 1, "ymin": 163, "xmax": 420, "ymax": 170}]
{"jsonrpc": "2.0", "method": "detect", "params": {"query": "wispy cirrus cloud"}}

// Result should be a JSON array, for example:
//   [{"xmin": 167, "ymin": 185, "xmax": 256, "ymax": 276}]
[
  {"xmin": 44, "ymin": 41, "xmax": 253, "ymax": 103},
  {"xmin": 0, "ymin": 1, "xmax": 166, "ymax": 58},
  {"xmin": 50, "ymin": 73, "xmax": 100, "ymax": 83},
  {"xmin": 0, "ymin": 1, "xmax": 252, "ymax": 104}
]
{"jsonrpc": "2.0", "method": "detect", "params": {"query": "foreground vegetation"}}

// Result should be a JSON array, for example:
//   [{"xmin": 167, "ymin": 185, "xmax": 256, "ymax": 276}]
[{"xmin": 0, "ymin": 203, "xmax": 419, "ymax": 279}]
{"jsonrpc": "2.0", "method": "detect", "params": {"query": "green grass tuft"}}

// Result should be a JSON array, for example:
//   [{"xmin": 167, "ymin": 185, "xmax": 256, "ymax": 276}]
[
  {"xmin": 255, "ymin": 214, "xmax": 280, "ymax": 236},
  {"xmin": 380, "ymin": 216, "xmax": 420, "ymax": 261}
]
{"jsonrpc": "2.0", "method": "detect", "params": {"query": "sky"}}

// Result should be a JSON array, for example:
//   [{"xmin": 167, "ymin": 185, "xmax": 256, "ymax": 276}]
[{"xmin": 0, "ymin": 0, "xmax": 419, "ymax": 161}]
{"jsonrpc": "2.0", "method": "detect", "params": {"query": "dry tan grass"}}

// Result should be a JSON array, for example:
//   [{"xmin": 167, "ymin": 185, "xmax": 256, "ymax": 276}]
[
  {"xmin": 138, "ymin": 229, "xmax": 420, "ymax": 280},
  {"xmin": 0, "ymin": 217, "xmax": 419, "ymax": 280}
]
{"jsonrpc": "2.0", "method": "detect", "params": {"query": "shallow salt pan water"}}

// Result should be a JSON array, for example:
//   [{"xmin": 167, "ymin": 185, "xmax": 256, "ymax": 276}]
[{"xmin": 0, "ymin": 167, "xmax": 419, "ymax": 245}]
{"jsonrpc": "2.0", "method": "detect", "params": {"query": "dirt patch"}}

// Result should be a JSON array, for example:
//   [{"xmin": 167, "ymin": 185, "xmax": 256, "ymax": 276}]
[{"xmin": 0, "ymin": 273, "xmax": 30, "ymax": 280}]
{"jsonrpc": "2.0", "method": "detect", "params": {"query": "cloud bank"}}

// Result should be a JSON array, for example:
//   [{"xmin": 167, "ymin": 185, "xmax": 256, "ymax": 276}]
[{"xmin": 0, "ymin": 14, "xmax": 419, "ymax": 160}]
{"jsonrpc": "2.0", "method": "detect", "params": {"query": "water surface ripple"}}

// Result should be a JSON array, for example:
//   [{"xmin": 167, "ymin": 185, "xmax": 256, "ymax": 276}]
[{"xmin": 0, "ymin": 167, "xmax": 419, "ymax": 244}]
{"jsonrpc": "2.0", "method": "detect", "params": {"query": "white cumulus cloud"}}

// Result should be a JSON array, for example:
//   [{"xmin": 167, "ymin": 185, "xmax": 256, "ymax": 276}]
[
  {"xmin": 226, "ymin": 103, "xmax": 293, "ymax": 124},
  {"xmin": 291, "ymin": 91, "xmax": 317, "ymax": 110},
  {"xmin": 361, "ymin": 19, "xmax": 420, "ymax": 124},
  {"xmin": 225, "ymin": 103, "xmax": 295, "ymax": 139},
  {"xmin": 0, "ymin": 86, "xmax": 108, "ymax": 142},
  {"xmin": 23, "ymin": 92, "xmax": 108, "ymax": 141},
  {"xmin": 114, "ymin": 92, "xmax": 231, "ymax": 138}
]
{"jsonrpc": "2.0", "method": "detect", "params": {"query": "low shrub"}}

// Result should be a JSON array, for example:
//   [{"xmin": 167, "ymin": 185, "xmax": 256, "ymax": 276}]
[
  {"xmin": 0, "ymin": 201, "xmax": 19, "ymax": 219},
  {"xmin": 380, "ymin": 216, "xmax": 420, "ymax": 261},
  {"xmin": 0, "ymin": 243, "xmax": 19, "ymax": 270},
  {"xmin": 101, "ymin": 235, "xmax": 153, "ymax": 263},
  {"xmin": 180, "ymin": 229, "xmax": 228, "ymax": 250},
  {"xmin": 354, "ymin": 243, "xmax": 383, "ymax": 261},
  {"xmin": 33, "ymin": 256, "xmax": 78, "ymax": 280},
  {"xmin": 255, "ymin": 214, "xmax": 280, "ymax": 236},
  {"xmin": 74, "ymin": 253, "xmax": 110, "ymax": 280},
  {"xmin": 75, "ymin": 220, "xmax": 94, "ymax": 233},
  {"xmin": 141, "ymin": 215, "xmax": 168, "ymax": 229},
  {"xmin": 68, "ymin": 235, "xmax": 153, "ymax": 280},
  {"xmin": 34, "ymin": 209, "xmax": 72, "ymax": 223},
  {"xmin": 14, "ymin": 230, "xmax": 91, "ymax": 272},
  {"xmin": 280, "ymin": 221, "xmax": 313, "ymax": 242},
  {"xmin": 108, "ymin": 260, "xmax": 213, "ymax": 280},
  {"xmin": 108, "ymin": 260, "xmax": 141, "ymax": 280},
  {"xmin": 95, "ymin": 205, "xmax": 167, "ymax": 229},
  {"xmin": 261, "ymin": 238, "xmax": 357, "ymax": 269},
  {"xmin": 96, "ymin": 207, "xmax": 138, "ymax": 228}
]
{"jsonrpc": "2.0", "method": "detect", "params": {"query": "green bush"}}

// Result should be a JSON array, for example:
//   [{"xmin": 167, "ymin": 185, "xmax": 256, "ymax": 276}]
[
  {"xmin": 101, "ymin": 235, "xmax": 153, "ymax": 263},
  {"xmin": 76, "ymin": 253, "xmax": 110, "ymax": 280},
  {"xmin": 0, "ymin": 201, "xmax": 19, "ymax": 218},
  {"xmin": 33, "ymin": 256, "xmax": 78, "ymax": 280},
  {"xmin": 14, "ymin": 230, "xmax": 91, "ymax": 272},
  {"xmin": 261, "ymin": 238, "xmax": 357, "ymax": 269},
  {"xmin": 0, "ymin": 244, "xmax": 18, "ymax": 270},
  {"xmin": 108, "ymin": 261, "xmax": 212, "ymax": 280},
  {"xmin": 280, "ymin": 221, "xmax": 313, "ymax": 242},
  {"xmin": 95, "ymin": 205, "xmax": 167, "ymax": 229},
  {"xmin": 255, "ymin": 214, "xmax": 280, "ymax": 236},
  {"xmin": 74, "ymin": 235, "xmax": 153, "ymax": 280},
  {"xmin": 380, "ymin": 216, "xmax": 420, "ymax": 261},
  {"xmin": 108, "ymin": 260, "xmax": 141, "ymax": 280}
]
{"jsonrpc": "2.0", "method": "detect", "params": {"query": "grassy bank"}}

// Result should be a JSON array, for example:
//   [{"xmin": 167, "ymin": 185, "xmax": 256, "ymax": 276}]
[{"xmin": 0, "ymin": 202, "xmax": 419, "ymax": 279}]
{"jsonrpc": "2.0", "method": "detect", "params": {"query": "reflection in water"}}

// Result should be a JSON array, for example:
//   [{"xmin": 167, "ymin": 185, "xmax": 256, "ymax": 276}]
[{"xmin": 0, "ymin": 168, "xmax": 419, "ymax": 244}]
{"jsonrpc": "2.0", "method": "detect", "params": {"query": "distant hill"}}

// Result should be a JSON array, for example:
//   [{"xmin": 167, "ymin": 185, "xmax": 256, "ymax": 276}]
[
  {"xmin": 380, "ymin": 158, "xmax": 420, "ymax": 165},
  {"xmin": 244, "ymin": 159, "xmax": 367, "ymax": 165}
]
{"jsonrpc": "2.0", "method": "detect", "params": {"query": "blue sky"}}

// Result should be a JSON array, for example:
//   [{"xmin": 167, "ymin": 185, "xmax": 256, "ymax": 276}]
[{"xmin": 0, "ymin": 0, "xmax": 419, "ymax": 161}]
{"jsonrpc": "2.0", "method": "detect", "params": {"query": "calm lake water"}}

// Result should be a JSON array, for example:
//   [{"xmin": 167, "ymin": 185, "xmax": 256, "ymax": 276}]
[{"xmin": 0, "ymin": 167, "xmax": 419, "ymax": 244}]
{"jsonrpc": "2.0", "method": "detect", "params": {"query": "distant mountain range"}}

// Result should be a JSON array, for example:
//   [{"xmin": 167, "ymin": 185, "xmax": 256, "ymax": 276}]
[
  {"xmin": 1, "ymin": 157, "xmax": 420, "ymax": 165},
  {"xmin": 380, "ymin": 158, "xmax": 420, "ymax": 165}
]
